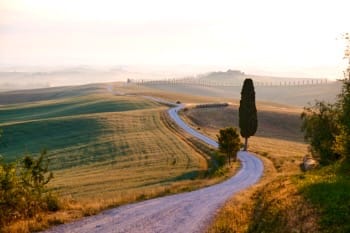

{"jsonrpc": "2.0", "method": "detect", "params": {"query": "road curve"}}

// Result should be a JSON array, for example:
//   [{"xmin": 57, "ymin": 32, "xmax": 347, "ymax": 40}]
[{"xmin": 44, "ymin": 104, "xmax": 264, "ymax": 233}]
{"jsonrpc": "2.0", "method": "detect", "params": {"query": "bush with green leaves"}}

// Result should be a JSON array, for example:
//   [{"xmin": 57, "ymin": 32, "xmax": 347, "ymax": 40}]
[
  {"xmin": 301, "ymin": 101, "xmax": 339, "ymax": 164},
  {"xmin": 0, "ymin": 150, "xmax": 58, "ymax": 228},
  {"xmin": 334, "ymin": 79, "xmax": 350, "ymax": 158},
  {"xmin": 301, "ymin": 79, "xmax": 350, "ymax": 164},
  {"xmin": 217, "ymin": 127, "xmax": 241, "ymax": 164}
]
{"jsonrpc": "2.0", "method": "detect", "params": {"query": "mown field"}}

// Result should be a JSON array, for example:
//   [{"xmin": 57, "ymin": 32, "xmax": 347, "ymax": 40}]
[
  {"xmin": 178, "ymin": 103, "xmax": 322, "ymax": 233},
  {"xmin": 0, "ymin": 94, "xmax": 164, "ymax": 165},
  {"xmin": 172, "ymin": 84, "xmax": 349, "ymax": 233},
  {"xmin": 0, "ymin": 84, "xmax": 217, "ymax": 221},
  {"xmin": 2, "ymin": 81, "xmax": 339, "ymax": 232},
  {"xmin": 0, "ymin": 83, "xmax": 105, "ymax": 105},
  {"xmin": 181, "ymin": 103, "xmax": 308, "ymax": 173}
]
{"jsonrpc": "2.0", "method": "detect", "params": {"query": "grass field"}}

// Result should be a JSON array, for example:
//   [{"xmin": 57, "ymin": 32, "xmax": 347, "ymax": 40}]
[
  {"xmin": 0, "ymin": 83, "xmax": 106, "ymax": 105},
  {"xmin": 48, "ymin": 108, "xmax": 208, "ymax": 200},
  {"xmin": 0, "ymin": 87, "xmax": 210, "ymax": 194},
  {"xmin": 180, "ymin": 104, "xmax": 320, "ymax": 233},
  {"xmin": 181, "ymin": 103, "xmax": 308, "ymax": 173},
  {"xmin": 180, "ymin": 94, "xmax": 349, "ymax": 233},
  {"xmin": 1, "ymin": 83, "xmax": 241, "ymax": 232},
  {"xmin": 2, "ymin": 81, "xmax": 334, "ymax": 232},
  {"xmin": 0, "ymin": 94, "xmax": 161, "ymax": 163},
  {"xmin": 295, "ymin": 161, "xmax": 350, "ymax": 233}
]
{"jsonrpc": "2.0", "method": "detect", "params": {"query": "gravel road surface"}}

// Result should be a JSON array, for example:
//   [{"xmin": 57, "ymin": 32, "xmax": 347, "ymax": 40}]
[{"xmin": 44, "ymin": 102, "xmax": 263, "ymax": 233}]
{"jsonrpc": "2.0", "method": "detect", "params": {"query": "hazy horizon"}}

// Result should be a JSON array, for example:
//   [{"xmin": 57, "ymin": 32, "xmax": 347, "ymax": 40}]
[{"xmin": 1, "ymin": 0, "xmax": 349, "ymax": 81}]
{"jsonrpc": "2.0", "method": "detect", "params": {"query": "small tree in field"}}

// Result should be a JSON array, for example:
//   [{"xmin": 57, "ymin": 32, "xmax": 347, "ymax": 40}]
[
  {"xmin": 239, "ymin": 79, "xmax": 258, "ymax": 151},
  {"xmin": 217, "ymin": 127, "xmax": 241, "ymax": 164}
]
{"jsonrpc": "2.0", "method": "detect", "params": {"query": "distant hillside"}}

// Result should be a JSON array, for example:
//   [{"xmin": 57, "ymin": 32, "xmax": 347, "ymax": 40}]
[
  {"xmin": 142, "ymin": 79, "xmax": 342, "ymax": 107},
  {"xmin": 0, "ymin": 66, "xmax": 183, "ymax": 91},
  {"xmin": 0, "ymin": 83, "xmax": 105, "ymax": 105},
  {"xmin": 0, "ymin": 68, "xmax": 124, "ymax": 90},
  {"xmin": 197, "ymin": 69, "xmax": 328, "ymax": 86},
  {"xmin": 198, "ymin": 69, "xmax": 246, "ymax": 83}
]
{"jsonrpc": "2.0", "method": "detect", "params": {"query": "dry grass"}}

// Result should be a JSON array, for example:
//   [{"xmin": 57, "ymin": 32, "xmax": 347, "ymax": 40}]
[
  {"xmin": 1, "ymin": 86, "xmax": 241, "ymax": 232},
  {"xmin": 181, "ymin": 104, "xmax": 308, "ymax": 173},
  {"xmin": 246, "ymin": 175, "xmax": 320, "ymax": 233},
  {"xmin": 180, "ymin": 104, "xmax": 320, "ymax": 232},
  {"xmin": 207, "ymin": 155, "xmax": 277, "ymax": 233},
  {"xmin": 112, "ymin": 82, "xmax": 234, "ymax": 104},
  {"xmin": 48, "ymin": 108, "xmax": 207, "ymax": 200},
  {"xmin": 1, "ymin": 83, "xmax": 319, "ymax": 232},
  {"xmin": 207, "ymin": 156, "xmax": 319, "ymax": 233},
  {"xmin": 0, "ymin": 83, "xmax": 105, "ymax": 105}
]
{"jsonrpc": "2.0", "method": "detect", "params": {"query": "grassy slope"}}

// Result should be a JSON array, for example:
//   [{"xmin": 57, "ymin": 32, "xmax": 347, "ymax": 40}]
[
  {"xmin": 3, "ymin": 82, "xmax": 344, "ymax": 232},
  {"xmin": 0, "ymin": 94, "xmax": 157, "ymax": 124},
  {"xmin": 296, "ymin": 161, "xmax": 350, "ymax": 233},
  {"xmin": 189, "ymin": 105, "xmax": 348, "ymax": 233},
  {"xmin": 49, "ymin": 109, "xmax": 208, "ymax": 200},
  {"xmin": 0, "ymin": 86, "xmax": 213, "ymax": 203},
  {"xmin": 2, "ymin": 84, "xmax": 229, "ymax": 232},
  {"xmin": 0, "ymin": 83, "xmax": 105, "ymax": 105},
  {"xmin": 123, "ymin": 83, "xmax": 348, "ymax": 232},
  {"xmin": 180, "ymin": 105, "xmax": 321, "ymax": 233},
  {"xmin": 0, "ymin": 94, "xmax": 160, "ymax": 163},
  {"xmin": 182, "ymin": 104, "xmax": 307, "ymax": 173}
]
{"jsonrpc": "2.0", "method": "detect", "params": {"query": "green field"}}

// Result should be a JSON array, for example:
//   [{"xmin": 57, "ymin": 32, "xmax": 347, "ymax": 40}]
[
  {"xmin": 2, "ymin": 81, "xmax": 339, "ymax": 232},
  {"xmin": 181, "ymin": 103, "xmax": 308, "ymax": 173},
  {"xmin": 0, "ymin": 83, "xmax": 106, "ymax": 105},
  {"xmin": 0, "ymin": 94, "xmax": 160, "ymax": 163},
  {"xmin": 0, "ymin": 85, "xmax": 210, "ymax": 205}
]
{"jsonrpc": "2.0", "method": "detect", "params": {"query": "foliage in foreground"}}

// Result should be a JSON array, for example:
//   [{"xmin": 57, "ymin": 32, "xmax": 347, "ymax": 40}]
[
  {"xmin": 301, "ymin": 101, "xmax": 339, "ymax": 164},
  {"xmin": 301, "ymin": 79, "xmax": 350, "ymax": 164},
  {"xmin": 208, "ymin": 176, "xmax": 320, "ymax": 233},
  {"xmin": 297, "ymin": 161, "xmax": 350, "ymax": 233},
  {"xmin": 0, "ymin": 150, "xmax": 59, "ymax": 228}
]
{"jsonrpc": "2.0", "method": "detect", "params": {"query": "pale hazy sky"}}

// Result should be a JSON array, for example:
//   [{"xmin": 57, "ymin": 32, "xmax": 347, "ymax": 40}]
[{"xmin": 1, "ymin": 0, "xmax": 349, "ymax": 78}]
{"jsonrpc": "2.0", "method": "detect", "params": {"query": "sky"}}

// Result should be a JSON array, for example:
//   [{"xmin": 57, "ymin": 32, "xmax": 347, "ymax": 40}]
[{"xmin": 0, "ymin": 0, "xmax": 349, "ymax": 78}]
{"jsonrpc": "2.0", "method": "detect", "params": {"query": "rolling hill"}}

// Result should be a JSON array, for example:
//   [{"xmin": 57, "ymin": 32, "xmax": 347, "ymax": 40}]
[
  {"xmin": 139, "ymin": 69, "xmax": 342, "ymax": 106},
  {"xmin": 0, "ymin": 85, "xmax": 208, "ymax": 204}
]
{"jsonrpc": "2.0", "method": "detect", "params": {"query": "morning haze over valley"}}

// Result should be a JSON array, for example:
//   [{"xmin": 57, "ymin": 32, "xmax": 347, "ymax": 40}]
[{"xmin": 1, "ymin": 1, "xmax": 349, "ymax": 233}]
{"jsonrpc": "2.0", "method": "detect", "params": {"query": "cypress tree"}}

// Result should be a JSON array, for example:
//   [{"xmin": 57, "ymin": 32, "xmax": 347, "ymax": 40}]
[{"xmin": 239, "ymin": 78, "xmax": 258, "ymax": 151}]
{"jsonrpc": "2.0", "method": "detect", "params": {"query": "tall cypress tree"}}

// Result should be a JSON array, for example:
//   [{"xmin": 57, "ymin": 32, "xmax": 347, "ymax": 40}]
[{"xmin": 239, "ymin": 78, "xmax": 258, "ymax": 151}]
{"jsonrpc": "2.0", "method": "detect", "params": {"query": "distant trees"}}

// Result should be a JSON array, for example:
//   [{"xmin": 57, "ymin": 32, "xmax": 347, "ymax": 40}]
[
  {"xmin": 239, "ymin": 79, "xmax": 258, "ymax": 151},
  {"xmin": 217, "ymin": 127, "xmax": 241, "ymax": 164},
  {"xmin": 301, "ymin": 79, "xmax": 350, "ymax": 164}
]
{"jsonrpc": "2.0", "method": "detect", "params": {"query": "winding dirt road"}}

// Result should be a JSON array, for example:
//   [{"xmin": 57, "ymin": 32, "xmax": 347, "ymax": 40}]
[{"xmin": 44, "ymin": 102, "xmax": 263, "ymax": 233}]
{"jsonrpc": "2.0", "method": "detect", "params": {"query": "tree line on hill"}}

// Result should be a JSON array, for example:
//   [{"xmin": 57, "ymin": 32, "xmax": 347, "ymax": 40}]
[{"xmin": 132, "ymin": 77, "xmax": 329, "ymax": 87}]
